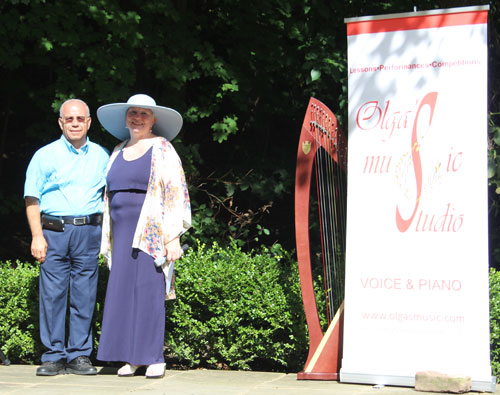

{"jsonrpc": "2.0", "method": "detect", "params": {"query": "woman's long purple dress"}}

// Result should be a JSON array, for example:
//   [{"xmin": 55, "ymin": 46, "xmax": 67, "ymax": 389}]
[{"xmin": 97, "ymin": 147, "xmax": 166, "ymax": 365}]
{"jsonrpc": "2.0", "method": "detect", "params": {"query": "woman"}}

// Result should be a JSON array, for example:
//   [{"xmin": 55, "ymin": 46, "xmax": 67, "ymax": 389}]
[{"xmin": 96, "ymin": 94, "xmax": 191, "ymax": 378}]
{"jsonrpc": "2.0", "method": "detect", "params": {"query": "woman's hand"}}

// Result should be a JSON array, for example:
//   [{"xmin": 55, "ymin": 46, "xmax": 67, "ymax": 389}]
[{"xmin": 164, "ymin": 237, "xmax": 182, "ymax": 262}]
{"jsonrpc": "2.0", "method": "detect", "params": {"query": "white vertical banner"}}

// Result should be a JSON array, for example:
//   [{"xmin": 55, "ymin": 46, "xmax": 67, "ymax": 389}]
[{"xmin": 342, "ymin": 6, "xmax": 494, "ymax": 392}]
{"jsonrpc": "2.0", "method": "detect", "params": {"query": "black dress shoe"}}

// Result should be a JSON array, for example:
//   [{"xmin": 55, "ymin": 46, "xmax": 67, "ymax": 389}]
[
  {"xmin": 36, "ymin": 360, "xmax": 66, "ymax": 376},
  {"xmin": 66, "ymin": 356, "xmax": 97, "ymax": 375}
]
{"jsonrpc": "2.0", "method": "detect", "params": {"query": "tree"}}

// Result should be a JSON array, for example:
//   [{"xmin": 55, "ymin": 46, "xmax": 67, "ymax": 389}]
[{"xmin": 0, "ymin": 0, "xmax": 498, "ymax": 264}]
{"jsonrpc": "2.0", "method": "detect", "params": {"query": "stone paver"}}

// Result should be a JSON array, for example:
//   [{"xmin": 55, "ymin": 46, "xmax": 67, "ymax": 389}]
[{"xmin": 0, "ymin": 365, "xmax": 497, "ymax": 395}]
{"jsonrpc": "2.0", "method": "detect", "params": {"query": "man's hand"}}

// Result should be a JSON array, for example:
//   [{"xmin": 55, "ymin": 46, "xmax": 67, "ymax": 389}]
[{"xmin": 31, "ymin": 234, "xmax": 48, "ymax": 263}]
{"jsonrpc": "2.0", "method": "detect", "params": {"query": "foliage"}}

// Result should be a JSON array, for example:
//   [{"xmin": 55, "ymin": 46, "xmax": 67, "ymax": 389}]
[
  {"xmin": 489, "ymin": 116, "xmax": 500, "ymax": 195},
  {"xmin": 487, "ymin": 0, "xmax": 500, "ymax": 268},
  {"xmin": 92, "ymin": 256, "xmax": 110, "ymax": 360},
  {"xmin": 2, "ymin": 256, "xmax": 500, "ymax": 379},
  {"xmin": 0, "ymin": 261, "xmax": 41, "ymax": 363},
  {"xmin": 0, "ymin": 258, "xmax": 110, "ymax": 364},
  {"xmin": 489, "ymin": 113, "xmax": 500, "ymax": 265},
  {"xmin": 0, "ymin": 244, "xmax": 309, "ymax": 371},
  {"xmin": 490, "ymin": 268, "xmax": 500, "ymax": 381},
  {"xmin": 165, "ymin": 241, "xmax": 308, "ymax": 371},
  {"xmin": 0, "ymin": 1, "xmax": 498, "ymax": 262}
]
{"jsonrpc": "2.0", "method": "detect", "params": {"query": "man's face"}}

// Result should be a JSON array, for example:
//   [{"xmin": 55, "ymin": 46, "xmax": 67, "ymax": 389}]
[{"xmin": 58, "ymin": 100, "xmax": 91, "ymax": 149}]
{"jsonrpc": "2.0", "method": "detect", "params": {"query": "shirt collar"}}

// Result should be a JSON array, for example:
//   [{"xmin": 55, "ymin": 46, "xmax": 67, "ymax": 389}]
[{"xmin": 60, "ymin": 135, "xmax": 89, "ymax": 154}]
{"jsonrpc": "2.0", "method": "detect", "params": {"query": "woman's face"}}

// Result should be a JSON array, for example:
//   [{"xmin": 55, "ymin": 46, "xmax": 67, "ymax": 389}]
[{"xmin": 126, "ymin": 107, "xmax": 157, "ymax": 136}]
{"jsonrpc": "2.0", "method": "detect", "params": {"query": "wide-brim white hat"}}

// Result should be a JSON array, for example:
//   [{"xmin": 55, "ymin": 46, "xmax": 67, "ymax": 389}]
[{"xmin": 97, "ymin": 94, "xmax": 183, "ymax": 141}]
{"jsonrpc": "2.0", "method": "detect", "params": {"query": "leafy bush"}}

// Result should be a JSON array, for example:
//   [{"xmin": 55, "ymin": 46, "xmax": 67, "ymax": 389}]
[
  {"xmin": 6, "ymin": 250, "xmax": 499, "ymax": 379},
  {"xmin": 0, "ymin": 261, "xmax": 42, "ymax": 363},
  {"xmin": 490, "ymin": 268, "xmax": 500, "ymax": 380},
  {"xmin": 92, "ymin": 257, "xmax": 110, "ymax": 360},
  {"xmin": 0, "ymin": 259, "xmax": 111, "ymax": 365},
  {"xmin": 165, "ymin": 241, "xmax": 308, "ymax": 371},
  {"xmin": 0, "ymin": 245, "xmax": 308, "ymax": 371}
]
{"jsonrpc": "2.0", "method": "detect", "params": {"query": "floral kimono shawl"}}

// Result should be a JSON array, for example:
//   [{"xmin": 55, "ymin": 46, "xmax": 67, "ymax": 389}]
[{"xmin": 100, "ymin": 137, "xmax": 191, "ymax": 298}]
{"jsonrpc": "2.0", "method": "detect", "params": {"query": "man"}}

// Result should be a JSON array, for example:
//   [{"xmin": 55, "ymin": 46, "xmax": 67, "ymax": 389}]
[{"xmin": 24, "ymin": 98, "xmax": 109, "ymax": 376}]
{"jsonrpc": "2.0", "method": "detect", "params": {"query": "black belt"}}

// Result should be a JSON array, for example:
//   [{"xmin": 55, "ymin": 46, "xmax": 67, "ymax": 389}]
[
  {"xmin": 41, "ymin": 213, "xmax": 102, "ymax": 231},
  {"xmin": 61, "ymin": 213, "xmax": 102, "ymax": 226}
]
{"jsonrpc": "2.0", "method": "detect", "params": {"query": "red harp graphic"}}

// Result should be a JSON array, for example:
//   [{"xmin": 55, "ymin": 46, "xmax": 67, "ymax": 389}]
[{"xmin": 295, "ymin": 97, "xmax": 347, "ymax": 380}]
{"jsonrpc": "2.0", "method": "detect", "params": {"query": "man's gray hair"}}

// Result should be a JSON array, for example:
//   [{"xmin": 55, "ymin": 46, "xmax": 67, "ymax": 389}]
[{"xmin": 59, "ymin": 99, "xmax": 90, "ymax": 117}]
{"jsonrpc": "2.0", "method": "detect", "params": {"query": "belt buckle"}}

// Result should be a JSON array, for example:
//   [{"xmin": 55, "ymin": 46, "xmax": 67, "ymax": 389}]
[{"xmin": 73, "ymin": 216, "xmax": 87, "ymax": 225}]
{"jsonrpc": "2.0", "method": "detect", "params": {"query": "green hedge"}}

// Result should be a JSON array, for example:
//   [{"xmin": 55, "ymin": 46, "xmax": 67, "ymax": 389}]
[
  {"xmin": 165, "ymin": 241, "xmax": 307, "ymax": 371},
  {"xmin": 0, "ymin": 261, "xmax": 42, "ymax": 363},
  {"xmin": 490, "ymin": 268, "xmax": 500, "ymax": 379},
  {"xmin": 3, "ymin": 252, "xmax": 500, "ymax": 380},
  {"xmin": 0, "ymin": 242, "xmax": 308, "ymax": 371},
  {"xmin": 0, "ymin": 259, "xmax": 110, "ymax": 364}
]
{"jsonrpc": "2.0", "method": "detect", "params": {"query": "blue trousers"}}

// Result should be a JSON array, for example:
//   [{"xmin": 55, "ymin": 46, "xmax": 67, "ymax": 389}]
[{"xmin": 39, "ymin": 223, "xmax": 101, "ymax": 363}]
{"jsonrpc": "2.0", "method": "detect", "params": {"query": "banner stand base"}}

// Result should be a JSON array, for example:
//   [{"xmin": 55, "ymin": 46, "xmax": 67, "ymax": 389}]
[{"xmin": 339, "ymin": 370, "xmax": 497, "ymax": 393}]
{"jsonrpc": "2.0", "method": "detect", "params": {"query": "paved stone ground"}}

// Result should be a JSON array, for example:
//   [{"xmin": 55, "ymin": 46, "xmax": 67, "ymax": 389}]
[{"xmin": 0, "ymin": 364, "xmax": 498, "ymax": 395}]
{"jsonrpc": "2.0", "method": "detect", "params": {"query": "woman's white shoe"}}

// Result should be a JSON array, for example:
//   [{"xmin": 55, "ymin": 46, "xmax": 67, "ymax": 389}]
[
  {"xmin": 117, "ymin": 363, "xmax": 141, "ymax": 377},
  {"xmin": 145, "ymin": 363, "xmax": 166, "ymax": 379}
]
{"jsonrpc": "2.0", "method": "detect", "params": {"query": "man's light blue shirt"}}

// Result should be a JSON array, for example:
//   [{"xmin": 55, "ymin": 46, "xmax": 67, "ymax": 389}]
[{"xmin": 24, "ymin": 135, "xmax": 109, "ymax": 216}]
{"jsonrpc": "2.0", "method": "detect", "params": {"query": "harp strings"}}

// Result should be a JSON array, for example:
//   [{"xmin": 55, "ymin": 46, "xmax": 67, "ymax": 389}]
[{"xmin": 310, "ymin": 103, "xmax": 347, "ymax": 324}]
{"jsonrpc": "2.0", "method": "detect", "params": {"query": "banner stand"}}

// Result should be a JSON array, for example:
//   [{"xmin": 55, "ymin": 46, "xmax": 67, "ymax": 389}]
[{"xmin": 342, "ymin": 6, "xmax": 495, "ymax": 392}]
